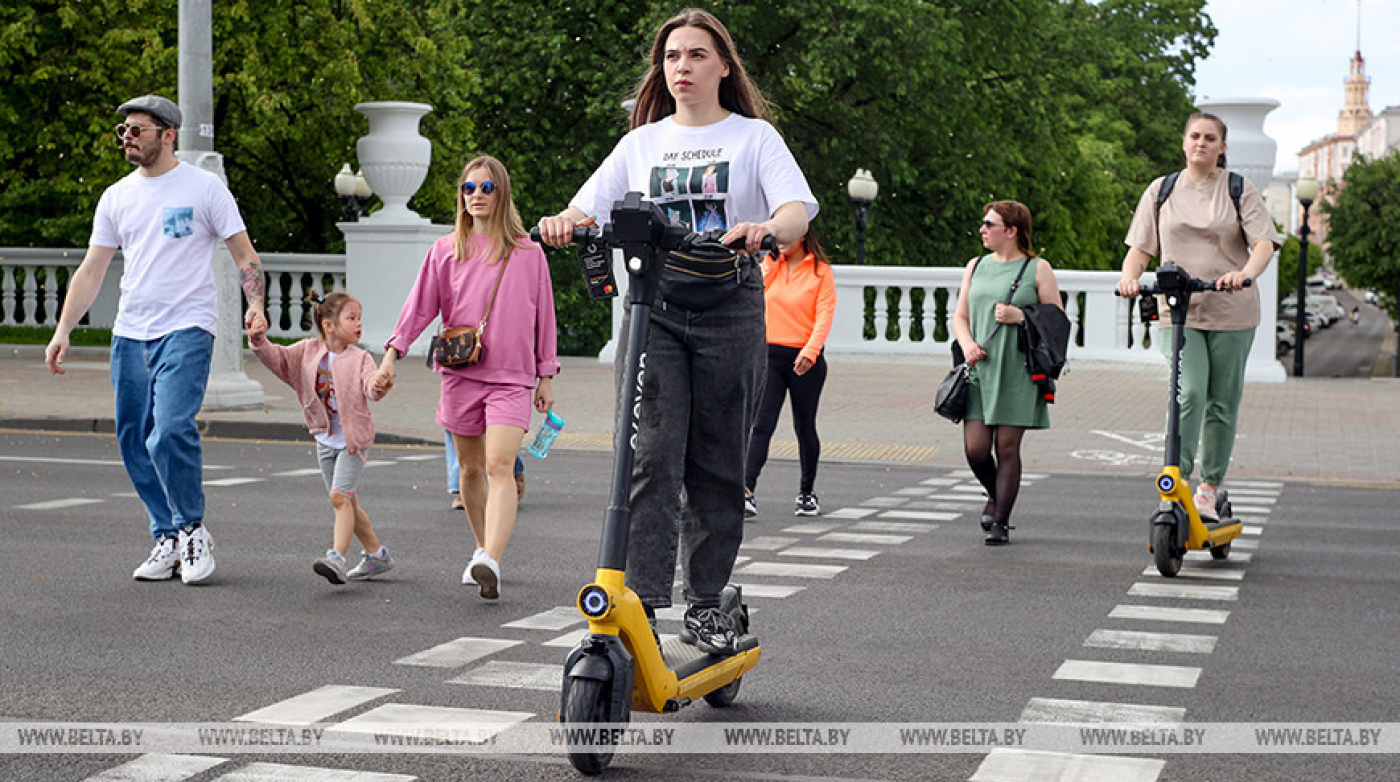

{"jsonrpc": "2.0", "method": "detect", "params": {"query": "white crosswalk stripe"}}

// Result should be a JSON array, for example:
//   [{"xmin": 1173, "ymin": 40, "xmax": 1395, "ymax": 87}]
[
  {"xmin": 877, "ymin": 510, "xmax": 961, "ymax": 521},
  {"xmin": 216, "ymin": 762, "xmax": 416, "ymax": 781},
  {"xmin": 824, "ymin": 507, "xmax": 878, "ymax": 519},
  {"xmin": 448, "ymin": 661, "xmax": 561, "ymax": 691},
  {"xmin": 1108, "ymin": 604, "xmax": 1230, "ymax": 624},
  {"xmin": 778, "ymin": 546, "xmax": 880, "ymax": 561},
  {"xmin": 393, "ymin": 637, "xmax": 521, "ymax": 668},
  {"xmin": 816, "ymin": 532, "xmax": 913, "ymax": 545},
  {"xmin": 1083, "ymin": 629, "xmax": 1217, "ymax": 654},
  {"xmin": 501, "ymin": 607, "xmax": 583, "ymax": 631},
  {"xmin": 781, "ymin": 522, "xmax": 837, "ymax": 534},
  {"xmin": 84, "ymin": 753, "xmax": 228, "ymax": 781},
  {"xmin": 740, "ymin": 535, "xmax": 800, "ymax": 550},
  {"xmin": 1019, "ymin": 697, "xmax": 1186, "ymax": 724},
  {"xmin": 15, "ymin": 498, "xmax": 104, "ymax": 510},
  {"xmin": 972, "ymin": 749, "xmax": 1165, "ymax": 782},
  {"xmin": 734, "ymin": 561, "xmax": 848, "ymax": 579},
  {"xmin": 1128, "ymin": 582, "xmax": 1239, "ymax": 601},
  {"xmin": 332, "ymin": 704, "xmax": 532, "ymax": 742},
  {"xmin": 853, "ymin": 521, "xmax": 938, "ymax": 533},
  {"xmin": 1053, "ymin": 659, "xmax": 1201, "ymax": 688},
  {"xmin": 234, "ymin": 685, "xmax": 398, "ymax": 725},
  {"xmin": 1140, "ymin": 565, "xmax": 1246, "ymax": 581}
]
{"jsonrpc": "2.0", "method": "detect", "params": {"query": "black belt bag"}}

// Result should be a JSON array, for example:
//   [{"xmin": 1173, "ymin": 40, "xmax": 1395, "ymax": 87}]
[{"xmin": 658, "ymin": 246, "xmax": 755, "ymax": 311}]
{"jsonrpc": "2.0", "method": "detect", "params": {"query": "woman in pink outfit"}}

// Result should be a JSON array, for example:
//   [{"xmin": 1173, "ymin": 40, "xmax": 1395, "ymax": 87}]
[{"xmin": 376, "ymin": 155, "xmax": 561, "ymax": 600}]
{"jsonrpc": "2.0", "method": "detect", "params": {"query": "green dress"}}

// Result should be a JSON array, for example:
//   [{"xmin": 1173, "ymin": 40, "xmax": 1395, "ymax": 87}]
[{"xmin": 963, "ymin": 255, "xmax": 1050, "ymax": 429}]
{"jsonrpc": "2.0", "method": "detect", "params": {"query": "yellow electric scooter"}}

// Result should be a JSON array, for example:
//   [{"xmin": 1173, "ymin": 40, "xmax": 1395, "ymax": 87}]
[
  {"xmin": 1125, "ymin": 262, "xmax": 1245, "ymax": 577},
  {"xmin": 534, "ymin": 193, "xmax": 764, "ymax": 775}
]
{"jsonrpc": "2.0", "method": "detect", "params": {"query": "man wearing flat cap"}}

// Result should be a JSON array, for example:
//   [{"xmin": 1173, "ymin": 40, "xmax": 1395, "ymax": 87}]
[{"xmin": 45, "ymin": 94, "xmax": 267, "ymax": 585}]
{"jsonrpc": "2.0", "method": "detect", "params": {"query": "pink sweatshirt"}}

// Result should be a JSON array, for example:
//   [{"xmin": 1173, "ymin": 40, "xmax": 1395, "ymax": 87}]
[
  {"xmin": 250, "ymin": 338, "xmax": 386, "ymax": 454},
  {"xmin": 385, "ymin": 233, "xmax": 560, "ymax": 386}
]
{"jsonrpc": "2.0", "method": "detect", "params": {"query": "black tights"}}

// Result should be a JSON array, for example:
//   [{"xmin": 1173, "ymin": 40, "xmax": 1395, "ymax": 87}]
[{"xmin": 963, "ymin": 421, "xmax": 1026, "ymax": 524}]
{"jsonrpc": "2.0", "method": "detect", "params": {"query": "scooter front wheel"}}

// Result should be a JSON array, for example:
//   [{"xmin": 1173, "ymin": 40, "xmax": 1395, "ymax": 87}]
[
  {"xmin": 564, "ymin": 677, "xmax": 617, "ymax": 775},
  {"xmin": 1152, "ymin": 521, "xmax": 1183, "ymax": 577},
  {"xmin": 703, "ymin": 676, "xmax": 742, "ymax": 707}
]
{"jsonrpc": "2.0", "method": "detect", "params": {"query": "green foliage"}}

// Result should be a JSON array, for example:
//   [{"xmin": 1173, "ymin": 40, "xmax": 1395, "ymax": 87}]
[
  {"xmin": 1, "ymin": 0, "xmax": 1218, "ymax": 353},
  {"xmin": 1323, "ymin": 153, "xmax": 1400, "ymax": 320}
]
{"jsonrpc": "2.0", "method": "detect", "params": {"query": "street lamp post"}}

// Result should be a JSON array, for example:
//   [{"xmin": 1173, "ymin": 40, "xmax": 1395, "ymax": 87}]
[
  {"xmin": 334, "ymin": 163, "xmax": 374, "ymax": 222},
  {"xmin": 1293, "ymin": 173, "xmax": 1320, "ymax": 378},
  {"xmin": 848, "ymin": 168, "xmax": 878, "ymax": 265}
]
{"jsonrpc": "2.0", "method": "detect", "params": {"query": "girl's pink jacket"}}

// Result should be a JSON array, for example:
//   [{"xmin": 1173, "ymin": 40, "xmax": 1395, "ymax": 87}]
[{"xmin": 250, "ymin": 338, "xmax": 386, "ymax": 455}]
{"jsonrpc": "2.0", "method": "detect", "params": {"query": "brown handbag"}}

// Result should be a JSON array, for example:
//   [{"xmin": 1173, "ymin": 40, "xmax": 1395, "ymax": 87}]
[{"xmin": 432, "ymin": 259, "xmax": 508, "ymax": 368}]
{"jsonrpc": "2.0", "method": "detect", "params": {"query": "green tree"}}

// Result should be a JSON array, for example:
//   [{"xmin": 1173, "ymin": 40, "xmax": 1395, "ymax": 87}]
[{"xmin": 1323, "ymin": 153, "xmax": 1400, "ymax": 320}]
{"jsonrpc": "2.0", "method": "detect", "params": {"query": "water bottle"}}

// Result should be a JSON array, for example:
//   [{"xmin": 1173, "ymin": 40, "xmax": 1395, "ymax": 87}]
[{"xmin": 527, "ymin": 410, "xmax": 564, "ymax": 458}]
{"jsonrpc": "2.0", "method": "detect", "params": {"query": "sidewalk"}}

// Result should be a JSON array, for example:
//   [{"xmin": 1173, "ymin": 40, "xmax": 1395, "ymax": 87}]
[{"xmin": 2, "ymin": 345, "xmax": 1396, "ymax": 488}]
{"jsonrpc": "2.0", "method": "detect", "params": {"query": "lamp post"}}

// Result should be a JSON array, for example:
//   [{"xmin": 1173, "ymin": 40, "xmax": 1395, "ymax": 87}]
[
  {"xmin": 848, "ymin": 168, "xmax": 878, "ymax": 265},
  {"xmin": 1293, "ymin": 173, "xmax": 1320, "ymax": 378},
  {"xmin": 334, "ymin": 163, "xmax": 373, "ymax": 221}
]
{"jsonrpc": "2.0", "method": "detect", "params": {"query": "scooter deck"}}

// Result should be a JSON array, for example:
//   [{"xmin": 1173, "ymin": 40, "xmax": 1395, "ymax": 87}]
[{"xmin": 661, "ymin": 634, "xmax": 760, "ymax": 680}]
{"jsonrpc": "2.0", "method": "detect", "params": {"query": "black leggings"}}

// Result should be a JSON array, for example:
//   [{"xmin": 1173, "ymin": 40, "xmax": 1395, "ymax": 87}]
[
  {"xmin": 745, "ymin": 345, "xmax": 827, "ymax": 495},
  {"xmin": 963, "ymin": 420, "xmax": 1027, "ymax": 525}
]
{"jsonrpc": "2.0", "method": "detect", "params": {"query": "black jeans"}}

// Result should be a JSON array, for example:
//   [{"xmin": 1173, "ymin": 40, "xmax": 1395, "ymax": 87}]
[{"xmin": 745, "ymin": 344, "xmax": 827, "ymax": 496}]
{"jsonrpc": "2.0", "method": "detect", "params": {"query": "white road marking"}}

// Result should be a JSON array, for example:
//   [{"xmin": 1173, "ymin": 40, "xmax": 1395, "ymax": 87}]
[
  {"xmin": 272, "ymin": 468, "xmax": 324, "ymax": 477},
  {"xmin": 1140, "ymin": 566, "xmax": 1246, "ymax": 582},
  {"xmin": 1184, "ymin": 550, "xmax": 1252, "ymax": 563},
  {"xmin": 893, "ymin": 487, "xmax": 934, "ymax": 496},
  {"xmin": 1109, "ymin": 604, "xmax": 1230, "ymax": 625},
  {"xmin": 1083, "ymin": 629, "xmax": 1217, "ymax": 654},
  {"xmin": 448, "ymin": 661, "xmax": 561, "ymax": 691},
  {"xmin": 972, "ymin": 749, "xmax": 1165, "ymax": 782},
  {"xmin": 0, "ymin": 455, "xmax": 127, "ymax": 467},
  {"xmin": 824, "ymin": 507, "xmax": 878, "ymax": 519},
  {"xmin": 15, "ymin": 498, "xmax": 105, "ymax": 510},
  {"xmin": 779, "ymin": 546, "xmax": 879, "ymax": 561},
  {"xmin": 781, "ymin": 522, "xmax": 837, "ymax": 534},
  {"xmin": 877, "ymin": 510, "xmax": 961, "ymax": 521},
  {"xmin": 734, "ymin": 561, "xmax": 848, "ymax": 579},
  {"xmin": 234, "ymin": 685, "xmax": 398, "ymax": 725},
  {"xmin": 83, "ymin": 754, "xmax": 228, "ymax": 781},
  {"xmin": 736, "ymin": 583, "xmax": 806, "ymax": 598},
  {"xmin": 203, "ymin": 477, "xmax": 263, "ymax": 487},
  {"xmin": 860, "ymin": 497, "xmax": 909, "ymax": 507},
  {"xmin": 740, "ymin": 536, "xmax": 800, "ymax": 551},
  {"xmin": 217, "ymin": 762, "xmax": 416, "ymax": 781},
  {"xmin": 501, "ymin": 607, "xmax": 583, "ymax": 631},
  {"xmin": 1128, "ymin": 582, "xmax": 1239, "ymax": 601},
  {"xmin": 853, "ymin": 521, "xmax": 938, "ymax": 533},
  {"xmin": 1019, "ymin": 697, "xmax": 1186, "ymax": 724},
  {"xmin": 816, "ymin": 532, "xmax": 913, "ymax": 545},
  {"xmin": 393, "ymin": 637, "xmax": 521, "ymax": 668},
  {"xmin": 332, "ymin": 703, "xmax": 532, "ymax": 742},
  {"xmin": 1054, "ymin": 659, "xmax": 1201, "ymax": 688}
]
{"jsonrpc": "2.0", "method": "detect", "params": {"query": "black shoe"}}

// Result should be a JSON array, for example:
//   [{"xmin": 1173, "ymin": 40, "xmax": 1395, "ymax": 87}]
[
  {"xmin": 794, "ymin": 493, "xmax": 821, "ymax": 517},
  {"xmin": 984, "ymin": 522, "xmax": 1011, "ymax": 545},
  {"xmin": 679, "ymin": 604, "xmax": 738, "ymax": 656},
  {"xmin": 980, "ymin": 514, "xmax": 995, "ymax": 532}
]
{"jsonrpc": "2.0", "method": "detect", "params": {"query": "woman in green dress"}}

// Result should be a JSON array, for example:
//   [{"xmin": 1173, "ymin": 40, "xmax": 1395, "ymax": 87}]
[{"xmin": 951, "ymin": 200, "xmax": 1062, "ymax": 545}]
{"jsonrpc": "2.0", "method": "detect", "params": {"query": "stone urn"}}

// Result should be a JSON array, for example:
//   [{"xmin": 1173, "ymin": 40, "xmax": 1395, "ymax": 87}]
[
  {"xmin": 1194, "ymin": 98, "xmax": 1279, "ymax": 193},
  {"xmin": 354, "ymin": 101, "xmax": 433, "ymax": 223}
]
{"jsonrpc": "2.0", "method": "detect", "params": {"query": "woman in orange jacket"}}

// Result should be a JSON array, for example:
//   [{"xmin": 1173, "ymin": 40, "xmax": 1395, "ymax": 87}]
[{"xmin": 744, "ymin": 227, "xmax": 836, "ymax": 517}]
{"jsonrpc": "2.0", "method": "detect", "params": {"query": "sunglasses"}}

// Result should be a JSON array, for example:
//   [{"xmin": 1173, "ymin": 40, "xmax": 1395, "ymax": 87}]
[
  {"xmin": 980, "ymin": 220, "xmax": 1006, "ymax": 230},
  {"xmin": 114, "ymin": 123, "xmax": 166, "ymax": 140},
  {"xmin": 459, "ymin": 180, "xmax": 497, "ymax": 196}
]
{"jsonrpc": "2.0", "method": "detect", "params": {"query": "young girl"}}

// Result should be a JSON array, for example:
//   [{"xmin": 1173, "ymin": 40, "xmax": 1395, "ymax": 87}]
[{"xmin": 248, "ymin": 291, "xmax": 394, "ymax": 584}]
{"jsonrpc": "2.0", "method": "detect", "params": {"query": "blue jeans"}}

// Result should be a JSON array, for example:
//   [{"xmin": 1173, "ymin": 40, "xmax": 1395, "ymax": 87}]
[
  {"xmin": 110, "ymin": 327, "xmax": 214, "ymax": 540},
  {"xmin": 445, "ymin": 431, "xmax": 522, "ymax": 493},
  {"xmin": 619, "ymin": 280, "xmax": 766, "ymax": 609}
]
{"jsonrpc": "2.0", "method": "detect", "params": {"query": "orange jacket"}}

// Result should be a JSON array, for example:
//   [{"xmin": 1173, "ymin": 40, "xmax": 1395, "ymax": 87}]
[{"xmin": 761, "ymin": 250, "xmax": 836, "ymax": 363}]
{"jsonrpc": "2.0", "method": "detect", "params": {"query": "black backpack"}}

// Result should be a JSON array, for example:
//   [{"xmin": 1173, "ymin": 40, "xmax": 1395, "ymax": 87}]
[{"xmin": 1154, "ymin": 170, "xmax": 1247, "ymax": 250}]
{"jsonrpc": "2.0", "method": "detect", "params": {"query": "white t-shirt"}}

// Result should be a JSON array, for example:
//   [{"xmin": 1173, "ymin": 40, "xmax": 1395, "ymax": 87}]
[
  {"xmin": 91, "ymin": 162, "xmax": 247, "ymax": 340},
  {"xmin": 314, "ymin": 351, "xmax": 347, "ymax": 450},
  {"xmin": 571, "ymin": 113, "xmax": 818, "ymax": 232}
]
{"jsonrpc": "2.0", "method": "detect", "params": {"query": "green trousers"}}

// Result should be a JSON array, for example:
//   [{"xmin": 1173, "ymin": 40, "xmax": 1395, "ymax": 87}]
[{"xmin": 1157, "ymin": 327, "xmax": 1254, "ymax": 485}]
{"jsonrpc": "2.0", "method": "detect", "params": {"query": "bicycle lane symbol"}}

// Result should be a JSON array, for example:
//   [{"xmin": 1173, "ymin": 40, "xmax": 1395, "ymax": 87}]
[{"xmin": 1070, "ymin": 430, "xmax": 1164, "ymax": 467}]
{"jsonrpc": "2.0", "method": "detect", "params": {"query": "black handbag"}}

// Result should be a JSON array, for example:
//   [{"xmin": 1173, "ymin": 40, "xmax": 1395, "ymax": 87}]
[{"xmin": 936, "ymin": 256, "xmax": 1034, "ymax": 423}]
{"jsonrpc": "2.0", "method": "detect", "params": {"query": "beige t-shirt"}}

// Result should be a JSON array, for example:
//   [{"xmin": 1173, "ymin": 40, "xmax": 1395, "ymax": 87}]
[{"xmin": 1125, "ymin": 169, "xmax": 1282, "ymax": 330}]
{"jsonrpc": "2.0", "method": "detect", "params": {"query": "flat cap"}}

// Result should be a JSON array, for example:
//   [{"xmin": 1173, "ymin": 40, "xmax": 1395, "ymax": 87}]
[{"xmin": 118, "ymin": 95, "xmax": 182, "ymax": 129}]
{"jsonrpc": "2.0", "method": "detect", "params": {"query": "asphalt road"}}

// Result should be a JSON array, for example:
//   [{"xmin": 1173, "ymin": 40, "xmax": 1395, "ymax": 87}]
[
  {"xmin": 1285, "ymin": 288, "xmax": 1389, "ymax": 378},
  {"xmin": 1, "ymin": 431, "xmax": 1396, "ymax": 781}
]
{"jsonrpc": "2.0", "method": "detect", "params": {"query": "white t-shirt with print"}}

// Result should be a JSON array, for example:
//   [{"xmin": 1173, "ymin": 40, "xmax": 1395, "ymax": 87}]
[
  {"xmin": 91, "ymin": 162, "xmax": 247, "ymax": 340},
  {"xmin": 571, "ymin": 113, "xmax": 818, "ymax": 232},
  {"xmin": 314, "ymin": 351, "xmax": 347, "ymax": 450}
]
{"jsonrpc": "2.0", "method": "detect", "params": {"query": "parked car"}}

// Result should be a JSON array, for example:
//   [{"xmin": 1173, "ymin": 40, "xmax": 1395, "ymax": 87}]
[
  {"xmin": 1276, "ymin": 322, "xmax": 1296, "ymax": 354},
  {"xmin": 1364, "ymin": 289, "xmax": 1379, "ymax": 305},
  {"xmin": 1280, "ymin": 305, "xmax": 1320, "ymax": 336}
]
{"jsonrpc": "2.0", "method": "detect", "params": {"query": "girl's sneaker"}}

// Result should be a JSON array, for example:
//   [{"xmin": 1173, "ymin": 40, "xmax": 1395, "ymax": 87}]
[
  {"xmin": 469, "ymin": 551, "xmax": 501, "ymax": 600},
  {"xmin": 1194, "ymin": 486, "xmax": 1219, "ymax": 521},
  {"xmin": 794, "ymin": 493, "xmax": 821, "ymax": 517},
  {"xmin": 347, "ymin": 548, "xmax": 394, "ymax": 580},
  {"xmin": 313, "ymin": 549, "xmax": 348, "ymax": 585}
]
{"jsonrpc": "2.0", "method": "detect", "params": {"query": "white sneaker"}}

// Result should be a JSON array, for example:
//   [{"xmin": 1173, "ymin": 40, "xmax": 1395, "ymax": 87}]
[
  {"xmin": 1193, "ymin": 488, "xmax": 1219, "ymax": 521},
  {"xmin": 178, "ymin": 526, "xmax": 216, "ymax": 584},
  {"xmin": 469, "ymin": 551, "xmax": 501, "ymax": 600},
  {"xmin": 462, "ymin": 547, "xmax": 486, "ymax": 585},
  {"xmin": 133, "ymin": 537, "xmax": 180, "ymax": 581}
]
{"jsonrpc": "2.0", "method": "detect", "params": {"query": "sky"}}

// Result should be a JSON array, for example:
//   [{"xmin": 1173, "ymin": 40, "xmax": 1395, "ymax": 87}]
[{"xmin": 1192, "ymin": 0, "xmax": 1400, "ymax": 173}]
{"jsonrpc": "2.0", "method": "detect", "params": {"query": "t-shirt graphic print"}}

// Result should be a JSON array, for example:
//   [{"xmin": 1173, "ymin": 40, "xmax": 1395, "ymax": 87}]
[{"xmin": 648, "ymin": 161, "xmax": 731, "ymax": 232}]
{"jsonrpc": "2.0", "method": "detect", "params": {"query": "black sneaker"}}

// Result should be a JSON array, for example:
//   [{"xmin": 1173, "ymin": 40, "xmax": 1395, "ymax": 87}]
[
  {"xmin": 794, "ymin": 493, "xmax": 820, "ymax": 516},
  {"xmin": 679, "ymin": 605, "xmax": 737, "ymax": 656}
]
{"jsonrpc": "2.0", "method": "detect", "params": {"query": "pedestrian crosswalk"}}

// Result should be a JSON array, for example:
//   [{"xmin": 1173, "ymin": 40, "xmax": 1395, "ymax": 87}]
[{"xmin": 55, "ymin": 466, "xmax": 1276, "ymax": 781}]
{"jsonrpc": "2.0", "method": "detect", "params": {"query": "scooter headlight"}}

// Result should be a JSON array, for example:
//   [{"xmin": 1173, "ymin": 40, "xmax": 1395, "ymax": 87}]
[
  {"xmin": 1157, "ymin": 474, "xmax": 1175, "ymax": 493},
  {"xmin": 578, "ymin": 584, "xmax": 611, "ymax": 619}
]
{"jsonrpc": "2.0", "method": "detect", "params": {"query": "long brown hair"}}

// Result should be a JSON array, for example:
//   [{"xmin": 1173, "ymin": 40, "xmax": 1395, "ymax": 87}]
[
  {"xmin": 1184, "ymin": 112, "xmax": 1228, "ymax": 169},
  {"xmin": 453, "ymin": 155, "xmax": 527, "ymax": 264},
  {"xmin": 983, "ymin": 200, "xmax": 1036, "ymax": 258},
  {"xmin": 629, "ymin": 8, "xmax": 773, "ymax": 129}
]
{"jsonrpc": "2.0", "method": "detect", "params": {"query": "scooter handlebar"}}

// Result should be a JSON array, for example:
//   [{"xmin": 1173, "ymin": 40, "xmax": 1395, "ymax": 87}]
[{"xmin": 530, "ymin": 226, "xmax": 598, "ymax": 246}]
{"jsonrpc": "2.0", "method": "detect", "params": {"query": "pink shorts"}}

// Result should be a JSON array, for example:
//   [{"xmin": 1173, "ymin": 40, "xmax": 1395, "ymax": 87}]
[{"xmin": 437, "ymin": 374, "xmax": 531, "ymax": 436}]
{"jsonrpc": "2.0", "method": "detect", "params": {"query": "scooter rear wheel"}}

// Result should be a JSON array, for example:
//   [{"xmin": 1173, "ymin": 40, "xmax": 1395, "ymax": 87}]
[
  {"xmin": 564, "ymin": 677, "xmax": 616, "ymax": 775},
  {"xmin": 1152, "ymin": 522, "xmax": 1183, "ymax": 577},
  {"xmin": 1209, "ymin": 541, "xmax": 1231, "ymax": 560},
  {"xmin": 703, "ymin": 676, "xmax": 742, "ymax": 707}
]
